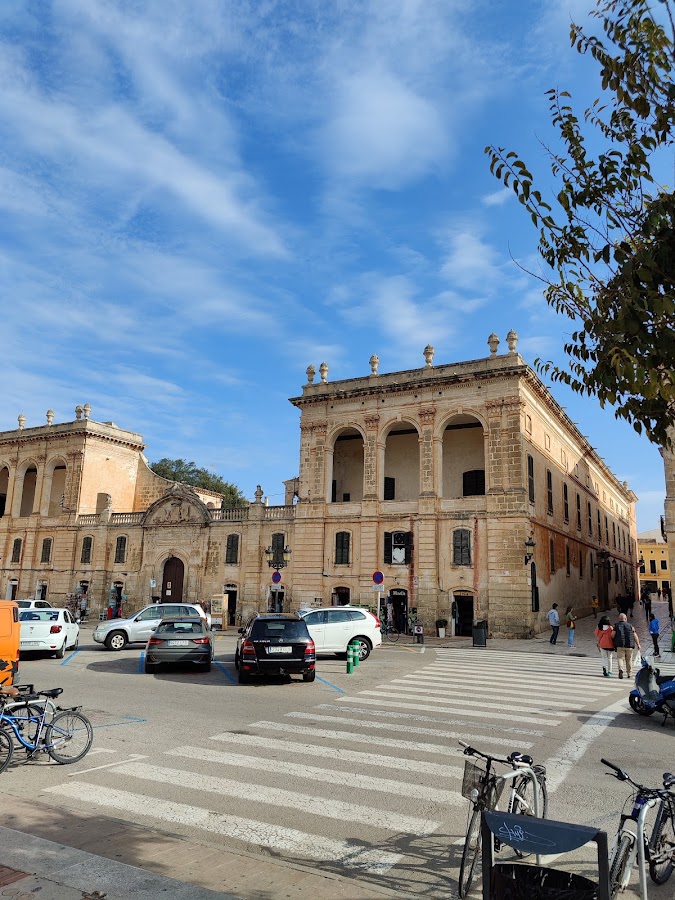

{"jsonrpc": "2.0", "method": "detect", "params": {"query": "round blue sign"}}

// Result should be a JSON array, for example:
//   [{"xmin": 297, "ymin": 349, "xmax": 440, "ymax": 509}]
[
  {"xmin": 272, "ymin": 571, "xmax": 282, "ymax": 584},
  {"xmin": 372, "ymin": 571, "xmax": 384, "ymax": 585}
]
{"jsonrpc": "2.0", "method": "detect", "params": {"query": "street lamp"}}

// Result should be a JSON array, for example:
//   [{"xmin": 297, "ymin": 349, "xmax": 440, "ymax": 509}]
[
  {"xmin": 265, "ymin": 545, "xmax": 292, "ymax": 570},
  {"xmin": 524, "ymin": 536, "xmax": 536, "ymax": 566}
]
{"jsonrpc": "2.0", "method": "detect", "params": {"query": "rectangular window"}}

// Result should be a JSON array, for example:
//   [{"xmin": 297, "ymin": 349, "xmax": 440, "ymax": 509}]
[
  {"xmin": 588, "ymin": 502, "xmax": 593, "ymax": 535},
  {"xmin": 605, "ymin": 515, "xmax": 609, "ymax": 545},
  {"xmin": 331, "ymin": 480, "xmax": 337, "ymax": 503},
  {"xmin": 563, "ymin": 483, "xmax": 569, "ymax": 523},
  {"xmin": 463, "ymin": 470, "xmax": 486, "ymax": 497},
  {"xmin": 612, "ymin": 522, "xmax": 616, "ymax": 548},
  {"xmin": 335, "ymin": 531, "xmax": 350, "ymax": 565},
  {"xmin": 114, "ymin": 536, "xmax": 127, "ymax": 564},
  {"xmin": 579, "ymin": 551, "xmax": 584, "ymax": 578},
  {"xmin": 225, "ymin": 534, "xmax": 239, "ymax": 565},
  {"xmin": 549, "ymin": 538, "xmax": 556, "ymax": 574},
  {"xmin": 384, "ymin": 531, "xmax": 411, "ymax": 565},
  {"xmin": 597, "ymin": 510, "xmax": 602, "ymax": 541},
  {"xmin": 342, "ymin": 493, "xmax": 350, "ymax": 502},
  {"xmin": 527, "ymin": 455, "xmax": 535, "ymax": 504},
  {"xmin": 661, "ymin": 560, "xmax": 668, "ymax": 571},
  {"xmin": 11, "ymin": 538, "xmax": 22, "ymax": 563},
  {"xmin": 384, "ymin": 477, "xmax": 396, "ymax": 501},
  {"xmin": 80, "ymin": 536, "xmax": 92, "ymax": 565},
  {"xmin": 566, "ymin": 545, "xmax": 570, "ymax": 576},
  {"xmin": 271, "ymin": 532, "xmax": 285, "ymax": 567},
  {"xmin": 576, "ymin": 494, "xmax": 581, "ymax": 531},
  {"xmin": 546, "ymin": 470, "xmax": 553, "ymax": 515},
  {"xmin": 40, "ymin": 538, "xmax": 52, "ymax": 563},
  {"xmin": 452, "ymin": 529, "xmax": 471, "ymax": 566},
  {"xmin": 650, "ymin": 560, "xmax": 657, "ymax": 574}
]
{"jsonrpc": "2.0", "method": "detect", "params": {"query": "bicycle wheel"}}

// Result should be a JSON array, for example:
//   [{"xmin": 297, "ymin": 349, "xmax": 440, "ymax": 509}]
[
  {"xmin": 458, "ymin": 807, "xmax": 481, "ymax": 898},
  {"xmin": 45, "ymin": 711, "xmax": 93, "ymax": 764},
  {"xmin": 0, "ymin": 728, "xmax": 14, "ymax": 773},
  {"xmin": 386, "ymin": 627, "xmax": 399, "ymax": 643},
  {"xmin": 609, "ymin": 832, "xmax": 634, "ymax": 898},
  {"xmin": 649, "ymin": 804, "xmax": 675, "ymax": 885},
  {"xmin": 512, "ymin": 771, "xmax": 549, "ymax": 858},
  {"xmin": 6, "ymin": 703, "xmax": 45, "ymax": 749}
]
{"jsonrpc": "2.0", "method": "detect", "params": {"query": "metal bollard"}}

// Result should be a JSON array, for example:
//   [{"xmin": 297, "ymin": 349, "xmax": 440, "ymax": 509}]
[
  {"xmin": 346, "ymin": 643, "xmax": 354, "ymax": 674},
  {"xmin": 353, "ymin": 641, "xmax": 361, "ymax": 666}
]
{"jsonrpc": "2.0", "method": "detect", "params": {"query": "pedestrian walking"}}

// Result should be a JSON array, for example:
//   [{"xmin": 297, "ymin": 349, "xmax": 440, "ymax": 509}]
[
  {"xmin": 565, "ymin": 606, "xmax": 577, "ymax": 648},
  {"xmin": 546, "ymin": 603, "xmax": 560, "ymax": 645},
  {"xmin": 595, "ymin": 615, "xmax": 616, "ymax": 677},
  {"xmin": 591, "ymin": 595, "xmax": 599, "ymax": 619},
  {"xmin": 627, "ymin": 594, "xmax": 635, "ymax": 618},
  {"xmin": 667, "ymin": 589, "xmax": 673, "ymax": 620},
  {"xmin": 649, "ymin": 612, "xmax": 661, "ymax": 657},
  {"xmin": 613, "ymin": 613, "xmax": 641, "ymax": 680},
  {"xmin": 657, "ymin": 587, "xmax": 662, "ymax": 601},
  {"xmin": 643, "ymin": 593, "xmax": 652, "ymax": 620}
]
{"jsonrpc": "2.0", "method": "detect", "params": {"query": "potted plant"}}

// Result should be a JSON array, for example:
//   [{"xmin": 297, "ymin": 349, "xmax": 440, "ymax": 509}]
[{"xmin": 436, "ymin": 617, "xmax": 448, "ymax": 638}]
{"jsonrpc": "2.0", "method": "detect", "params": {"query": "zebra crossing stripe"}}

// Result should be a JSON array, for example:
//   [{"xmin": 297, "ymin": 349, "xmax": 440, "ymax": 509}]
[
  {"xmin": 397, "ymin": 675, "xmax": 600, "ymax": 701},
  {"xmin": 314, "ymin": 704, "xmax": 545, "ymax": 737},
  {"xmin": 337, "ymin": 695, "xmax": 558, "ymax": 725},
  {"xmin": 108, "ymin": 761, "xmax": 438, "ymax": 835},
  {"xmin": 43, "ymin": 782, "xmax": 401, "ymax": 873},
  {"xmin": 210, "ymin": 731, "xmax": 463, "ymax": 778},
  {"xmin": 422, "ymin": 666, "xmax": 613, "ymax": 688},
  {"xmin": 168, "ymin": 745, "xmax": 463, "ymax": 805},
  {"xmin": 377, "ymin": 681, "xmax": 583, "ymax": 709},
  {"xmin": 424, "ymin": 660, "xmax": 610, "ymax": 679},
  {"xmin": 285, "ymin": 712, "xmax": 534, "ymax": 749},
  {"xmin": 352, "ymin": 692, "xmax": 564, "ymax": 723}
]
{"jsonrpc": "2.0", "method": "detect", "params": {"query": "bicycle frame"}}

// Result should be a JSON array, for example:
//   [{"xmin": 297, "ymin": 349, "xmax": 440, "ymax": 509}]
[
  {"xmin": 0, "ymin": 707, "xmax": 49, "ymax": 752},
  {"xmin": 611, "ymin": 797, "xmax": 657, "ymax": 900}
]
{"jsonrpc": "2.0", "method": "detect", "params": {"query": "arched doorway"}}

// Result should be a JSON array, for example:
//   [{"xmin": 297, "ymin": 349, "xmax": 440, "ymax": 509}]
[
  {"xmin": 162, "ymin": 557, "xmax": 184, "ymax": 602},
  {"xmin": 452, "ymin": 591, "xmax": 474, "ymax": 637},
  {"xmin": 333, "ymin": 586, "xmax": 350, "ymax": 606}
]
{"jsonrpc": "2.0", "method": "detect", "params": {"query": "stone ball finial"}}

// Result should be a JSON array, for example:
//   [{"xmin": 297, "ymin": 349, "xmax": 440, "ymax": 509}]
[
  {"xmin": 83, "ymin": 403, "xmax": 91, "ymax": 419},
  {"xmin": 75, "ymin": 405, "xmax": 83, "ymax": 420},
  {"xmin": 46, "ymin": 409, "xmax": 54, "ymax": 425},
  {"xmin": 319, "ymin": 361, "xmax": 328, "ymax": 383},
  {"xmin": 306, "ymin": 364, "xmax": 316, "ymax": 384},
  {"xmin": 423, "ymin": 344, "xmax": 435, "ymax": 367},
  {"xmin": 506, "ymin": 329, "xmax": 518, "ymax": 353},
  {"xmin": 369, "ymin": 354, "xmax": 380, "ymax": 376},
  {"xmin": 487, "ymin": 332, "xmax": 500, "ymax": 355},
  {"xmin": 18, "ymin": 413, "xmax": 26, "ymax": 430}
]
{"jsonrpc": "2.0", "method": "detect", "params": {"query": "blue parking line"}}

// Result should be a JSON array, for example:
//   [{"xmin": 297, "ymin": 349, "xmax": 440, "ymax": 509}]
[
  {"xmin": 93, "ymin": 716, "xmax": 147, "ymax": 729},
  {"xmin": 316, "ymin": 675, "xmax": 345, "ymax": 694},
  {"xmin": 138, "ymin": 652, "xmax": 145, "ymax": 673},
  {"xmin": 60, "ymin": 649, "xmax": 81, "ymax": 666},
  {"xmin": 214, "ymin": 661, "xmax": 237, "ymax": 683}
]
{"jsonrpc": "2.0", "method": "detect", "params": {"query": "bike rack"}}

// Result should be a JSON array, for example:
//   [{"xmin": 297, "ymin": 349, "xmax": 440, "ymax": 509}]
[
  {"xmin": 497, "ymin": 766, "xmax": 542, "ymax": 866},
  {"xmin": 481, "ymin": 810, "xmax": 610, "ymax": 900},
  {"xmin": 634, "ymin": 797, "xmax": 657, "ymax": 900}
]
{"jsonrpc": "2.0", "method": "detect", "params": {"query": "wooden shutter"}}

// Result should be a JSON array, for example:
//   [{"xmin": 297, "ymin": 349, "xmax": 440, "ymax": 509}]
[
  {"xmin": 453, "ymin": 529, "xmax": 471, "ymax": 566},
  {"xmin": 384, "ymin": 532, "xmax": 392, "ymax": 564},
  {"xmin": 335, "ymin": 531, "xmax": 350, "ymax": 565},
  {"xmin": 41, "ymin": 538, "xmax": 52, "ymax": 563},
  {"xmin": 404, "ymin": 531, "xmax": 412, "ymax": 564},
  {"xmin": 114, "ymin": 536, "xmax": 127, "ymax": 564},
  {"xmin": 225, "ymin": 534, "xmax": 239, "ymax": 564},
  {"xmin": 527, "ymin": 455, "xmax": 535, "ymax": 503}
]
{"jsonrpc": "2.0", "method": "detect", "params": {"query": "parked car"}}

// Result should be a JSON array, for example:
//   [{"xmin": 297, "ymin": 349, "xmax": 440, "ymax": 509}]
[
  {"xmin": 144, "ymin": 617, "xmax": 214, "ymax": 673},
  {"xmin": 19, "ymin": 608, "xmax": 79, "ymax": 659},
  {"xmin": 235, "ymin": 614, "xmax": 316, "ymax": 684},
  {"xmin": 297, "ymin": 606, "xmax": 382, "ymax": 660},
  {"xmin": 16, "ymin": 599, "xmax": 53, "ymax": 611},
  {"xmin": 93, "ymin": 603, "xmax": 211, "ymax": 651}
]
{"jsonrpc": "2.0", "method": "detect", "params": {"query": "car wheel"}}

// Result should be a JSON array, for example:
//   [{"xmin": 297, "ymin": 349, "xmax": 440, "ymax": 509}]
[
  {"xmin": 144, "ymin": 662, "xmax": 158, "ymax": 674},
  {"xmin": 69, "ymin": 636, "xmax": 79, "ymax": 651},
  {"xmin": 105, "ymin": 631, "xmax": 127, "ymax": 651},
  {"xmin": 303, "ymin": 670, "xmax": 316, "ymax": 682},
  {"xmin": 234, "ymin": 650, "xmax": 240, "ymax": 670},
  {"xmin": 238, "ymin": 667, "xmax": 249, "ymax": 684},
  {"xmin": 54, "ymin": 641, "xmax": 66, "ymax": 659},
  {"xmin": 203, "ymin": 661, "xmax": 212, "ymax": 672},
  {"xmin": 354, "ymin": 637, "xmax": 372, "ymax": 661}
]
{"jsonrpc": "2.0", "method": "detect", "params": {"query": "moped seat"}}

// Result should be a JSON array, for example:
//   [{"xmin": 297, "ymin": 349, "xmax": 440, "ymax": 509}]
[{"xmin": 656, "ymin": 674, "xmax": 675, "ymax": 686}]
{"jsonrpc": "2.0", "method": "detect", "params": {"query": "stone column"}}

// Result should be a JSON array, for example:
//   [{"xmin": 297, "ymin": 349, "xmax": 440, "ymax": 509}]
[
  {"xmin": 312, "ymin": 422, "xmax": 327, "ymax": 503},
  {"xmin": 418, "ymin": 407, "xmax": 436, "ymax": 496},
  {"xmin": 363, "ymin": 415, "xmax": 380, "ymax": 499},
  {"xmin": 485, "ymin": 400, "xmax": 505, "ymax": 493}
]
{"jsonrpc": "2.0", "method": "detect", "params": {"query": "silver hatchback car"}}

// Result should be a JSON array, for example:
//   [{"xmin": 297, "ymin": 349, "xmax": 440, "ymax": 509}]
[{"xmin": 93, "ymin": 602, "xmax": 210, "ymax": 650}]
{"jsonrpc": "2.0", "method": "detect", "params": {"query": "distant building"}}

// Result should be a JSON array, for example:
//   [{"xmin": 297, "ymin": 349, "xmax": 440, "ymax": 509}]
[
  {"xmin": 0, "ymin": 334, "xmax": 638, "ymax": 637},
  {"xmin": 637, "ymin": 529, "xmax": 670, "ymax": 597}
]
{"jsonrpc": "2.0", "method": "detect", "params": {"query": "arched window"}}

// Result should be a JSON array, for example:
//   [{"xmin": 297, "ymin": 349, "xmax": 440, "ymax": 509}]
[
  {"xmin": 41, "ymin": 538, "xmax": 53, "ymax": 563},
  {"xmin": 114, "ymin": 536, "xmax": 127, "ymax": 564},
  {"xmin": 225, "ymin": 533, "xmax": 239, "ymax": 565},
  {"xmin": 452, "ymin": 529, "xmax": 471, "ymax": 566},
  {"xmin": 81, "ymin": 536, "xmax": 93, "ymax": 565},
  {"xmin": 11, "ymin": 538, "xmax": 22, "ymax": 563},
  {"xmin": 335, "ymin": 531, "xmax": 350, "ymax": 565}
]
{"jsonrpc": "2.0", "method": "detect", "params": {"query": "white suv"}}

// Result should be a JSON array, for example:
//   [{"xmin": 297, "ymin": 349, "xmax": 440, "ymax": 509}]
[
  {"xmin": 93, "ymin": 602, "xmax": 211, "ymax": 651},
  {"xmin": 298, "ymin": 606, "xmax": 382, "ymax": 660}
]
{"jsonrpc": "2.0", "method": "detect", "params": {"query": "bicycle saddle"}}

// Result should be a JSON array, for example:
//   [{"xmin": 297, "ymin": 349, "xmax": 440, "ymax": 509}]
[
  {"xmin": 39, "ymin": 688, "xmax": 63, "ymax": 699},
  {"xmin": 508, "ymin": 752, "xmax": 533, "ymax": 766}
]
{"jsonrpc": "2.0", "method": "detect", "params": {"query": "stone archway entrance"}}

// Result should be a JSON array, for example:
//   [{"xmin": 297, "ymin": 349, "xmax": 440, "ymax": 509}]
[{"xmin": 162, "ymin": 557, "xmax": 184, "ymax": 602}]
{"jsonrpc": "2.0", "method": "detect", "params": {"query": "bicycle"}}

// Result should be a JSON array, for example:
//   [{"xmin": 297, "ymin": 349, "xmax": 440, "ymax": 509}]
[
  {"xmin": 380, "ymin": 623, "xmax": 400, "ymax": 642},
  {"xmin": 603, "ymin": 758, "xmax": 675, "ymax": 898},
  {"xmin": 457, "ymin": 740, "xmax": 549, "ymax": 898},
  {"xmin": 0, "ymin": 687, "xmax": 93, "ymax": 768}
]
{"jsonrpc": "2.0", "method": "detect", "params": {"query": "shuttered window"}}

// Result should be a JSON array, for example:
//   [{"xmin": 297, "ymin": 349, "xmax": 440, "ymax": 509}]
[
  {"xmin": 225, "ymin": 534, "xmax": 239, "ymax": 564},
  {"xmin": 549, "ymin": 538, "xmax": 556, "ymax": 574},
  {"xmin": 452, "ymin": 529, "xmax": 471, "ymax": 566},
  {"xmin": 384, "ymin": 531, "xmax": 411, "ymax": 565},
  {"xmin": 114, "ymin": 536, "xmax": 127, "ymax": 564},
  {"xmin": 384, "ymin": 477, "xmax": 396, "ymax": 501},
  {"xmin": 81, "ymin": 536, "xmax": 93, "ymax": 564},
  {"xmin": 11, "ymin": 538, "xmax": 22, "ymax": 563},
  {"xmin": 546, "ymin": 470, "xmax": 553, "ymax": 514},
  {"xmin": 588, "ymin": 502, "xmax": 593, "ymax": 535},
  {"xmin": 527, "ymin": 455, "xmax": 535, "ymax": 503},
  {"xmin": 563, "ymin": 484, "xmax": 569, "ymax": 523},
  {"xmin": 335, "ymin": 531, "xmax": 350, "ymax": 565},
  {"xmin": 463, "ymin": 470, "xmax": 485, "ymax": 497},
  {"xmin": 576, "ymin": 494, "xmax": 581, "ymax": 530},
  {"xmin": 271, "ymin": 532, "xmax": 285, "ymax": 567},
  {"xmin": 41, "ymin": 538, "xmax": 52, "ymax": 563}
]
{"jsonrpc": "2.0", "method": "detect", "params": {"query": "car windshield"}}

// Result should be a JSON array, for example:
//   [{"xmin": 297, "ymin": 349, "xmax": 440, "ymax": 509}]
[
  {"xmin": 250, "ymin": 620, "xmax": 309, "ymax": 641},
  {"xmin": 20, "ymin": 610, "xmax": 61, "ymax": 622},
  {"xmin": 155, "ymin": 621, "xmax": 205, "ymax": 636}
]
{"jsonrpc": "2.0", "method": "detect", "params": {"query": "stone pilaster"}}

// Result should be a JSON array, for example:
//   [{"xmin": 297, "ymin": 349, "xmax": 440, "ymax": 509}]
[
  {"xmin": 363, "ymin": 415, "xmax": 380, "ymax": 499},
  {"xmin": 418, "ymin": 407, "xmax": 436, "ymax": 496}
]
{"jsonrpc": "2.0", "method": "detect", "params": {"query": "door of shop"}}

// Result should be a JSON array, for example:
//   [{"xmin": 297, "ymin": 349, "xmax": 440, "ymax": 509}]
[
  {"xmin": 162, "ymin": 557, "xmax": 184, "ymax": 602},
  {"xmin": 453, "ymin": 593, "xmax": 474, "ymax": 637}
]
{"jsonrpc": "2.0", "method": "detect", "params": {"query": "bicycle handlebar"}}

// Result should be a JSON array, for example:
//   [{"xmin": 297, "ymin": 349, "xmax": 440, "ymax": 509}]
[
  {"xmin": 458, "ymin": 741, "xmax": 532, "ymax": 769},
  {"xmin": 602, "ymin": 758, "xmax": 675, "ymax": 797}
]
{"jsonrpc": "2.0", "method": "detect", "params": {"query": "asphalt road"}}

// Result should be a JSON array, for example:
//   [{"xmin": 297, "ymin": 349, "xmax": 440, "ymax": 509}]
[{"xmin": 2, "ymin": 628, "xmax": 674, "ymax": 899}]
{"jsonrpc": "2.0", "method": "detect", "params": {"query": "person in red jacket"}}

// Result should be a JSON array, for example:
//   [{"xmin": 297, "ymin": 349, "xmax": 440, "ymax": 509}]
[{"xmin": 595, "ymin": 615, "xmax": 616, "ymax": 677}]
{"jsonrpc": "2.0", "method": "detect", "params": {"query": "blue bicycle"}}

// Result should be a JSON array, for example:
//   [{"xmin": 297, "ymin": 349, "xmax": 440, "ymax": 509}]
[{"xmin": 0, "ymin": 686, "xmax": 93, "ymax": 769}]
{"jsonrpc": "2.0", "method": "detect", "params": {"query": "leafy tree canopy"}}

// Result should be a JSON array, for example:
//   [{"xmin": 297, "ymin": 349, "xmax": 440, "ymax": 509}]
[
  {"xmin": 486, "ymin": 0, "xmax": 675, "ymax": 446},
  {"xmin": 150, "ymin": 458, "xmax": 248, "ymax": 506}
]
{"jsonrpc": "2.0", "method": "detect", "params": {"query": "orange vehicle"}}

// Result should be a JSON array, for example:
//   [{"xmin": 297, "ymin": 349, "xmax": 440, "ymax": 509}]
[{"xmin": 0, "ymin": 600, "xmax": 20, "ymax": 686}]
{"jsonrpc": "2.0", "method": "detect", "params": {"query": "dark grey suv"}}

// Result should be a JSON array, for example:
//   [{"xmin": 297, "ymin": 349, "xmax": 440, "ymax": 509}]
[{"xmin": 235, "ymin": 613, "xmax": 316, "ymax": 684}]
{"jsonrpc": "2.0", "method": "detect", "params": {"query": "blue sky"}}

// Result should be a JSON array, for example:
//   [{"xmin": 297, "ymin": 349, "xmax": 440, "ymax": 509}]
[{"xmin": 0, "ymin": 0, "xmax": 666, "ymax": 530}]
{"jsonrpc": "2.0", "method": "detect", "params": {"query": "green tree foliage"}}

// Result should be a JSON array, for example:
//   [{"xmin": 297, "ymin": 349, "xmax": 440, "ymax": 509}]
[
  {"xmin": 150, "ymin": 458, "xmax": 248, "ymax": 506},
  {"xmin": 486, "ymin": 0, "xmax": 675, "ymax": 446}
]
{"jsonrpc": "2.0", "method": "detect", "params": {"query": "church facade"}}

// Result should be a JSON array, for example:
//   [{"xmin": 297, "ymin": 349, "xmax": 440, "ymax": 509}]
[{"xmin": 0, "ymin": 335, "xmax": 639, "ymax": 638}]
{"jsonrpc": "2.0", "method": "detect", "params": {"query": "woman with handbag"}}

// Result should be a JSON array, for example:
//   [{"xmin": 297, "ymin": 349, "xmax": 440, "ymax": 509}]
[{"xmin": 595, "ymin": 615, "xmax": 616, "ymax": 677}]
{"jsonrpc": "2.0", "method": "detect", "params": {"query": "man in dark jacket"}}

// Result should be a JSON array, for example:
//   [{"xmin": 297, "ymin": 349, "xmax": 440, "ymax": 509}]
[{"xmin": 613, "ymin": 613, "xmax": 641, "ymax": 679}]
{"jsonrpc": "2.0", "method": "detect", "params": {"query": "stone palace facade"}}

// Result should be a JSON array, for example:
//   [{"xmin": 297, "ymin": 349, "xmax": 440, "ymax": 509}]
[{"xmin": 0, "ymin": 335, "xmax": 639, "ymax": 638}]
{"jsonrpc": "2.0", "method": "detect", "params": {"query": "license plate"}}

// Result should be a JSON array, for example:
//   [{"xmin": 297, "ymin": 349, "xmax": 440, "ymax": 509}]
[
  {"xmin": 168, "ymin": 640, "xmax": 189, "ymax": 647},
  {"xmin": 21, "ymin": 642, "xmax": 40, "ymax": 647},
  {"xmin": 267, "ymin": 646, "xmax": 292, "ymax": 654}
]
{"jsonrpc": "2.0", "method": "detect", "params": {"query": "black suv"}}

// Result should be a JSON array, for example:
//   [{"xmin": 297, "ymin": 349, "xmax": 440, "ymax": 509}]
[{"xmin": 235, "ymin": 613, "xmax": 316, "ymax": 683}]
